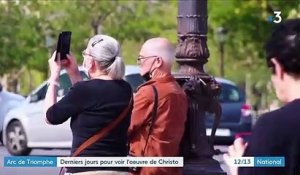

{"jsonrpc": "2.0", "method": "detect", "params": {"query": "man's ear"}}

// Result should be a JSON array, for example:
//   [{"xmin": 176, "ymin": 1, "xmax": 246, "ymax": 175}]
[
  {"xmin": 156, "ymin": 56, "xmax": 164, "ymax": 68},
  {"xmin": 271, "ymin": 58, "xmax": 284, "ymax": 79}
]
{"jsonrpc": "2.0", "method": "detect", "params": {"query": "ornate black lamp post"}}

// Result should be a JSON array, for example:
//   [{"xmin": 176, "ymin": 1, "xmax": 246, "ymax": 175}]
[{"xmin": 174, "ymin": 0, "xmax": 226, "ymax": 174}]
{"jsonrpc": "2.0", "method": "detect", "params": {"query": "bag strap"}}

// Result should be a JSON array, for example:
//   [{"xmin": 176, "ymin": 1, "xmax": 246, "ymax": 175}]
[
  {"xmin": 71, "ymin": 97, "xmax": 133, "ymax": 157},
  {"xmin": 142, "ymin": 85, "xmax": 158, "ymax": 155}
]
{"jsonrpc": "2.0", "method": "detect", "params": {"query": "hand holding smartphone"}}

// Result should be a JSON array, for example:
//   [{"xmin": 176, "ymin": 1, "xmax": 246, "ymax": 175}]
[{"xmin": 55, "ymin": 31, "xmax": 72, "ymax": 61}]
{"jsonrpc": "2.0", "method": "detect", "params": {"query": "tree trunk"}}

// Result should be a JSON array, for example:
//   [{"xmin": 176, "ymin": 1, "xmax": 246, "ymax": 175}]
[
  {"xmin": 0, "ymin": 74, "xmax": 9, "ymax": 91},
  {"xmin": 1, "ymin": 68, "xmax": 25, "ymax": 93},
  {"xmin": 28, "ymin": 68, "xmax": 33, "ymax": 92}
]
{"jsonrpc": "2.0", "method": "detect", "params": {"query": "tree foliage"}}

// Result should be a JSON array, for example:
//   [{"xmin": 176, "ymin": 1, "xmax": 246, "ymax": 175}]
[
  {"xmin": 206, "ymin": 0, "xmax": 300, "ymax": 108},
  {"xmin": 0, "ymin": 0, "xmax": 175, "ymax": 74},
  {"xmin": 0, "ymin": 0, "xmax": 176, "ymax": 92},
  {"xmin": 0, "ymin": 0, "xmax": 299, "ymax": 109}
]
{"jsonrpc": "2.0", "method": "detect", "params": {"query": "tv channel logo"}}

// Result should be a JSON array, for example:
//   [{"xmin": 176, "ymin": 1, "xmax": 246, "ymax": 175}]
[{"xmin": 268, "ymin": 11, "xmax": 282, "ymax": 23}]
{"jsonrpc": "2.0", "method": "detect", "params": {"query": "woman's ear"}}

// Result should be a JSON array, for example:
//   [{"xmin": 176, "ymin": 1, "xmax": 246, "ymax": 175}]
[
  {"xmin": 271, "ymin": 58, "xmax": 284, "ymax": 79},
  {"xmin": 90, "ymin": 59, "xmax": 98, "ymax": 71},
  {"xmin": 84, "ymin": 57, "xmax": 93, "ymax": 70}
]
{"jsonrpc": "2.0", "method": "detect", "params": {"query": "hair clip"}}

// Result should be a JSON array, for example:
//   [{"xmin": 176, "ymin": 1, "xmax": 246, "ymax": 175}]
[{"xmin": 92, "ymin": 39, "xmax": 104, "ymax": 47}]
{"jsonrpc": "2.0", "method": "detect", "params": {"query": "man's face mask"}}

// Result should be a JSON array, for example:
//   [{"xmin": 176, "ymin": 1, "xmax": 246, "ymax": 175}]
[
  {"xmin": 140, "ymin": 58, "xmax": 157, "ymax": 81},
  {"xmin": 141, "ymin": 72, "xmax": 151, "ymax": 81}
]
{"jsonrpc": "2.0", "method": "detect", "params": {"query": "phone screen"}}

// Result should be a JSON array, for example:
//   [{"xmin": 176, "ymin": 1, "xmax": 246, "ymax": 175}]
[{"xmin": 55, "ymin": 31, "xmax": 72, "ymax": 61}]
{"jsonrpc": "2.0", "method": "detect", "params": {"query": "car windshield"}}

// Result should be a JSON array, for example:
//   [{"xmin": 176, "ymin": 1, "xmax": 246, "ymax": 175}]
[
  {"xmin": 124, "ymin": 73, "xmax": 145, "ymax": 92},
  {"xmin": 219, "ymin": 83, "xmax": 243, "ymax": 103},
  {"xmin": 58, "ymin": 71, "xmax": 89, "ymax": 96},
  {"xmin": 30, "ymin": 71, "xmax": 88, "ymax": 102}
]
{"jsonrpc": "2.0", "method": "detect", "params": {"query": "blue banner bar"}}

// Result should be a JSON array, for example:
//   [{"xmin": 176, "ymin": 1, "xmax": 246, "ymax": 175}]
[
  {"xmin": 254, "ymin": 157, "xmax": 285, "ymax": 167},
  {"xmin": 4, "ymin": 156, "xmax": 57, "ymax": 167}
]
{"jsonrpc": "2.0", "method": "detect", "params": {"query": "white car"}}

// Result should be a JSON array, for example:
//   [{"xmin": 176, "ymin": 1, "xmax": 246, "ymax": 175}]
[
  {"xmin": 2, "ymin": 65, "xmax": 143, "ymax": 156},
  {"xmin": 0, "ymin": 85, "xmax": 25, "ymax": 143}
]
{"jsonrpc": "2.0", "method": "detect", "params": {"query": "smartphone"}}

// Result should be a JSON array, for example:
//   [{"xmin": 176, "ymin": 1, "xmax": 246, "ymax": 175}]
[{"xmin": 55, "ymin": 31, "xmax": 72, "ymax": 61}]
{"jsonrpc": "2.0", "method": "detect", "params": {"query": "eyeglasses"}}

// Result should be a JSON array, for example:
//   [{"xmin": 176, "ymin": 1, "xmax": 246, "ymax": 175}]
[
  {"xmin": 137, "ymin": 55, "xmax": 157, "ymax": 64},
  {"xmin": 82, "ymin": 50, "xmax": 96, "ymax": 58}
]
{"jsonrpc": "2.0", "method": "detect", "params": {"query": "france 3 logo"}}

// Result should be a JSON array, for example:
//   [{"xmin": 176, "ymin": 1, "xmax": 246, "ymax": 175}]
[{"xmin": 268, "ymin": 11, "xmax": 282, "ymax": 23}]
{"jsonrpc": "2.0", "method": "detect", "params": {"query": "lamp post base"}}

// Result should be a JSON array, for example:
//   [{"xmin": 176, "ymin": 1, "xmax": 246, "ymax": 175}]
[{"xmin": 183, "ymin": 158, "xmax": 227, "ymax": 175}]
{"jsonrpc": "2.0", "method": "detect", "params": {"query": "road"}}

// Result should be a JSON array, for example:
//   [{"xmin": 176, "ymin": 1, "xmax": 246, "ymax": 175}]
[{"xmin": 0, "ymin": 145, "xmax": 230, "ymax": 175}]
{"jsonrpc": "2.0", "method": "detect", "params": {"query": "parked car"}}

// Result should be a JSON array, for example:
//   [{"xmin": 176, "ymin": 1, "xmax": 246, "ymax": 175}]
[
  {"xmin": 3, "ymin": 64, "xmax": 249, "ymax": 156},
  {"xmin": 124, "ymin": 71, "xmax": 252, "ymax": 144},
  {"xmin": 2, "ymin": 66, "xmax": 144, "ymax": 156},
  {"xmin": 123, "ymin": 68, "xmax": 252, "ymax": 144},
  {"xmin": 123, "ymin": 65, "xmax": 145, "ymax": 92},
  {"xmin": 0, "ymin": 84, "xmax": 25, "ymax": 144},
  {"xmin": 205, "ymin": 77, "xmax": 252, "ymax": 144},
  {"xmin": 2, "ymin": 68, "xmax": 88, "ymax": 155}
]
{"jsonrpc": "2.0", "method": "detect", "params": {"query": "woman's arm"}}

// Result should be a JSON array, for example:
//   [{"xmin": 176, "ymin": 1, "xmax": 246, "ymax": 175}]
[
  {"xmin": 45, "ymin": 52, "xmax": 61, "ymax": 124},
  {"xmin": 45, "ymin": 78, "xmax": 60, "ymax": 124},
  {"xmin": 223, "ymin": 138, "xmax": 248, "ymax": 175},
  {"xmin": 65, "ymin": 54, "xmax": 82, "ymax": 85}
]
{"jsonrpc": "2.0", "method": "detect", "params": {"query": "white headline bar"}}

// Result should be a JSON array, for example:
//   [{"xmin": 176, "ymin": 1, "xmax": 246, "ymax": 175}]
[{"xmin": 57, "ymin": 157, "xmax": 183, "ymax": 167}]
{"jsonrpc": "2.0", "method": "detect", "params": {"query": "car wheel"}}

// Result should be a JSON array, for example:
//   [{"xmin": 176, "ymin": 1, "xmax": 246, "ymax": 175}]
[{"xmin": 6, "ymin": 121, "xmax": 32, "ymax": 156}]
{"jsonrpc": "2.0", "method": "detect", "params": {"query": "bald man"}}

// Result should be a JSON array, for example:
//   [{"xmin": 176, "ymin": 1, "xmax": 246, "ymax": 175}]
[{"xmin": 128, "ymin": 38, "xmax": 188, "ymax": 175}]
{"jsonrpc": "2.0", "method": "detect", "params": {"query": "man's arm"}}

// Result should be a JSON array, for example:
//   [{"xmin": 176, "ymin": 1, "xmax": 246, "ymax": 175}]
[{"xmin": 128, "ymin": 87, "xmax": 153, "ymax": 138}]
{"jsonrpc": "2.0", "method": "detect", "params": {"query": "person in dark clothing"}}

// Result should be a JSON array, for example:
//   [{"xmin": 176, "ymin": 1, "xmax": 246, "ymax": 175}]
[
  {"xmin": 224, "ymin": 19, "xmax": 300, "ymax": 175},
  {"xmin": 45, "ymin": 35, "xmax": 131, "ymax": 175}
]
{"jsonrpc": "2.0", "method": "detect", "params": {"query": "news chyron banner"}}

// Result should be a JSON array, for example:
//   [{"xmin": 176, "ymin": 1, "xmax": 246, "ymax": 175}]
[
  {"xmin": 226, "ymin": 157, "xmax": 285, "ymax": 167},
  {"xmin": 3, "ymin": 156, "xmax": 285, "ymax": 168},
  {"xmin": 3, "ymin": 157, "xmax": 183, "ymax": 167}
]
